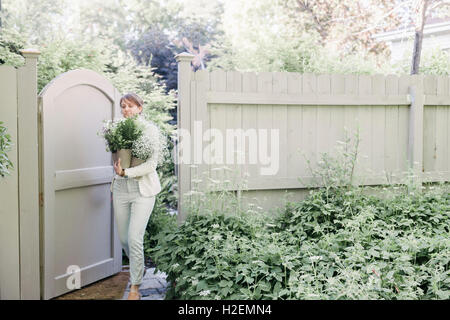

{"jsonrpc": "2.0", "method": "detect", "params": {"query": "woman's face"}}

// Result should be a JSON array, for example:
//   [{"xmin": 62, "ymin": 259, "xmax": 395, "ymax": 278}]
[{"xmin": 120, "ymin": 99, "xmax": 143, "ymax": 118}]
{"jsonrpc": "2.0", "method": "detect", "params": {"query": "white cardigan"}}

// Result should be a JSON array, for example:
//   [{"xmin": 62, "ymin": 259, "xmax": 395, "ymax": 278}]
[{"xmin": 110, "ymin": 118, "xmax": 162, "ymax": 197}]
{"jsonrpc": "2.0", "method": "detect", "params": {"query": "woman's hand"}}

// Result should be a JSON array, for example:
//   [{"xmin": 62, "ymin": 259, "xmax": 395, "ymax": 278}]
[{"xmin": 113, "ymin": 158, "xmax": 123, "ymax": 175}]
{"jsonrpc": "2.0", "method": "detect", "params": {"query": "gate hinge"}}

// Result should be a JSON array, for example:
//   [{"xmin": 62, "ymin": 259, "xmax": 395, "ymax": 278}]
[{"xmin": 39, "ymin": 192, "xmax": 44, "ymax": 207}]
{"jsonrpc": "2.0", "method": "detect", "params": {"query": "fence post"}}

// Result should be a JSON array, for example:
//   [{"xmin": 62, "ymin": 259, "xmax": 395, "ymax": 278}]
[
  {"xmin": 407, "ymin": 74, "xmax": 424, "ymax": 190},
  {"xmin": 175, "ymin": 52, "xmax": 195, "ymax": 224},
  {"xmin": 17, "ymin": 48, "xmax": 41, "ymax": 299}
]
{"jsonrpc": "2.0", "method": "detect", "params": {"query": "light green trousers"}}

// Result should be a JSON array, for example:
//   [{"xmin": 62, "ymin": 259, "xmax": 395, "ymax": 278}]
[{"xmin": 112, "ymin": 175, "xmax": 156, "ymax": 286}]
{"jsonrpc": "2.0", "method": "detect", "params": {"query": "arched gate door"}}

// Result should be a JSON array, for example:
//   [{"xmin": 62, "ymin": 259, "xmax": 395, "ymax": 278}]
[{"xmin": 38, "ymin": 69, "xmax": 122, "ymax": 299}]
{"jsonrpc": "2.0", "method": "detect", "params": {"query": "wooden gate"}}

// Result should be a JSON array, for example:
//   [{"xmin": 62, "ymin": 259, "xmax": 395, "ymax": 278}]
[{"xmin": 38, "ymin": 69, "xmax": 122, "ymax": 299}]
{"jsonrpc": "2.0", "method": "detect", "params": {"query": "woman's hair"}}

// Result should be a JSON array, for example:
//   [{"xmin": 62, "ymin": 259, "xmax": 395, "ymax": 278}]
[{"xmin": 120, "ymin": 93, "xmax": 144, "ymax": 111}]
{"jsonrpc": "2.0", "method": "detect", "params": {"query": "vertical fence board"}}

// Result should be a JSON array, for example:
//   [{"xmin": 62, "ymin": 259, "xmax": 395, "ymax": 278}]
[
  {"xmin": 242, "ymin": 72, "xmax": 258, "ymax": 182},
  {"xmin": 209, "ymin": 70, "xmax": 227, "ymax": 183},
  {"xmin": 17, "ymin": 53, "xmax": 40, "ymax": 299},
  {"xmin": 194, "ymin": 70, "xmax": 209, "ymax": 191},
  {"xmin": 385, "ymin": 75, "xmax": 400, "ymax": 177},
  {"xmin": 435, "ymin": 76, "xmax": 448, "ymax": 172},
  {"xmin": 330, "ymin": 74, "xmax": 345, "ymax": 157},
  {"xmin": 371, "ymin": 74, "xmax": 386, "ymax": 176},
  {"xmin": 272, "ymin": 72, "xmax": 288, "ymax": 178},
  {"xmin": 423, "ymin": 75, "xmax": 437, "ymax": 173},
  {"xmin": 301, "ymin": 74, "xmax": 318, "ymax": 173},
  {"xmin": 175, "ymin": 54, "xmax": 194, "ymax": 223},
  {"xmin": 0, "ymin": 65, "xmax": 20, "ymax": 300},
  {"xmin": 343, "ymin": 75, "xmax": 359, "ymax": 142},
  {"xmin": 286, "ymin": 72, "xmax": 303, "ymax": 178},
  {"xmin": 256, "ymin": 72, "xmax": 273, "ymax": 178},
  {"xmin": 357, "ymin": 75, "xmax": 372, "ymax": 178},
  {"xmin": 316, "ymin": 75, "xmax": 331, "ymax": 156},
  {"xmin": 225, "ymin": 71, "xmax": 243, "ymax": 186}
]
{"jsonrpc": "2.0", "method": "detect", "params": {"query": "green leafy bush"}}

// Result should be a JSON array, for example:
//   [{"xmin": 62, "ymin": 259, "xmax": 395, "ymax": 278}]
[
  {"xmin": 0, "ymin": 121, "xmax": 14, "ymax": 177},
  {"xmin": 0, "ymin": 28, "xmax": 26, "ymax": 67},
  {"xmin": 150, "ymin": 136, "xmax": 450, "ymax": 300}
]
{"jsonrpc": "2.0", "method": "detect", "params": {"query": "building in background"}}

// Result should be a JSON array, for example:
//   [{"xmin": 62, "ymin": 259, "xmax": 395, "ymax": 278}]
[{"xmin": 374, "ymin": 17, "xmax": 450, "ymax": 64}]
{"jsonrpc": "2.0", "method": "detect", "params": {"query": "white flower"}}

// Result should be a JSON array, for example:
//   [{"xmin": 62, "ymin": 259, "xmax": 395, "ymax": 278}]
[
  {"xmin": 309, "ymin": 255, "xmax": 323, "ymax": 262},
  {"xmin": 172, "ymin": 263, "xmax": 180, "ymax": 269},
  {"xmin": 199, "ymin": 290, "xmax": 210, "ymax": 296},
  {"xmin": 192, "ymin": 279, "xmax": 199, "ymax": 286},
  {"xmin": 212, "ymin": 234, "xmax": 222, "ymax": 241},
  {"xmin": 131, "ymin": 118, "xmax": 169, "ymax": 167},
  {"xmin": 212, "ymin": 224, "xmax": 220, "ymax": 229}
]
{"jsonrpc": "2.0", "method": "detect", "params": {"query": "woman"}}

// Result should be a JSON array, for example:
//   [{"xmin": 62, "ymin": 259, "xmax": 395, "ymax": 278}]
[{"xmin": 111, "ymin": 93, "xmax": 163, "ymax": 300}]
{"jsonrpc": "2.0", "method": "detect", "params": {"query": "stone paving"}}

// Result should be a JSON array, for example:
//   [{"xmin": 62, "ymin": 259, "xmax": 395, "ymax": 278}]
[{"xmin": 121, "ymin": 266, "xmax": 170, "ymax": 300}]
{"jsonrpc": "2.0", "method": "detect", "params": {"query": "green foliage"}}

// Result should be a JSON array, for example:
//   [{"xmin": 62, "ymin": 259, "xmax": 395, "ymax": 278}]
[
  {"xmin": 0, "ymin": 121, "xmax": 14, "ymax": 178},
  {"xmin": 208, "ymin": 30, "xmax": 391, "ymax": 75},
  {"xmin": 392, "ymin": 46, "xmax": 450, "ymax": 76},
  {"xmin": 0, "ymin": 28, "xmax": 26, "ymax": 66},
  {"xmin": 150, "ymin": 137, "xmax": 450, "ymax": 300},
  {"xmin": 37, "ymin": 38, "xmax": 107, "ymax": 92},
  {"xmin": 301, "ymin": 129, "xmax": 360, "ymax": 191}
]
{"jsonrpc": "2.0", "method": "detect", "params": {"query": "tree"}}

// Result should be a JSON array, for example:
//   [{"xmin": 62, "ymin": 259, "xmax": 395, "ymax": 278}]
[
  {"xmin": 411, "ymin": 0, "xmax": 429, "ymax": 74},
  {"xmin": 280, "ymin": 0, "xmax": 403, "ymax": 56}
]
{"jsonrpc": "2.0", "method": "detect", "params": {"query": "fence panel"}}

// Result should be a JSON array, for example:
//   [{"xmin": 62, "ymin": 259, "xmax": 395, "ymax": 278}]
[
  {"xmin": 176, "ymin": 55, "xmax": 450, "ymax": 222},
  {"xmin": 0, "ymin": 50, "xmax": 40, "ymax": 300}
]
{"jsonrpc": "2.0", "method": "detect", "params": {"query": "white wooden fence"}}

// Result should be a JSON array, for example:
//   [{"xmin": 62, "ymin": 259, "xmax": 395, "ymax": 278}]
[
  {"xmin": 0, "ymin": 50, "xmax": 40, "ymax": 299},
  {"xmin": 1, "ymin": 51, "xmax": 123, "ymax": 300},
  {"xmin": 175, "ymin": 53, "xmax": 450, "ymax": 222}
]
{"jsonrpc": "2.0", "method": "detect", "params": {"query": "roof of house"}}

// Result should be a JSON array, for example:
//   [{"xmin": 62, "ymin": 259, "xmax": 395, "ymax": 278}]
[{"xmin": 373, "ymin": 16, "xmax": 450, "ymax": 41}]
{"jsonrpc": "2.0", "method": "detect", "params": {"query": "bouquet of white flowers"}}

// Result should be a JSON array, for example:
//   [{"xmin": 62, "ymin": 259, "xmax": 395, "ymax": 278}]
[
  {"xmin": 98, "ymin": 115, "xmax": 168, "ymax": 169},
  {"xmin": 131, "ymin": 117, "xmax": 168, "ymax": 166},
  {"xmin": 98, "ymin": 115, "xmax": 144, "ymax": 153}
]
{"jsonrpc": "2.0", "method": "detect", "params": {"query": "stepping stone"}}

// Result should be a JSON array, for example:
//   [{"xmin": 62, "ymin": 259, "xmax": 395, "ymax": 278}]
[
  {"xmin": 140, "ymin": 288, "xmax": 160, "ymax": 297},
  {"xmin": 139, "ymin": 278, "xmax": 164, "ymax": 290}
]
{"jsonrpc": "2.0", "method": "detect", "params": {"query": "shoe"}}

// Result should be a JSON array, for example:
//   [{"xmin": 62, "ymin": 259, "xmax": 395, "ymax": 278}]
[{"xmin": 127, "ymin": 290, "xmax": 141, "ymax": 300}]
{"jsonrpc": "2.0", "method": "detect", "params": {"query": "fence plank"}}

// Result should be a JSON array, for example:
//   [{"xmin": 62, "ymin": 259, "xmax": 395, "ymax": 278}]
[
  {"xmin": 408, "ymin": 74, "xmax": 425, "ymax": 181},
  {"xmin": 0, "ymin": 65, "xmax": 20, "ymax": 299},
  {"xmin": 330, "ymin": 74, "xmax": 345, "ymax": 157},
  {"xmin": 256, "ymin": 72, "xmax": 273, "ymax": 177},
  {"xmin": 225, "ymin": 71, "xmax": 243, "ymax": 187},
  {"xmin": 286, "ymin": 72, "xmax": 303, "ymax": 178},
  {"xmin": 385, "ymin": 75, "xmax": 400, "ymax": 178},
  {"xmin": 435, "ymin": 76, "xmax": 448, "ymax": 172},
  {"xmin": 423, "ymin": 75, "xmax": 437, "ymax": 173},
  {"xmin": 17, "ymin": 52, "xmax": 41, "ymax": 299},
  {"xmin": 301, "ymin": 74, "xmax": 318, "ymax": 175},
  {"xmin": 371, "ymin": 74, "xmax": 386, "ymax": 176},
  {"xmin": 242, "ymin": 72, "xmax": 258, "ymax": 185},
  {"xmin": 357, "ymin": 74, "xmax": 372, "ymax": 179},
  {"xmin": 193, "ymin": 70, "xmax": 209, "ymax": 191},
  {"xmin": 175, "ymin": 54, "xmax": 194, "ymax": 222},
  {"xmin": 272, "ymin": 71, "xmax": 288, "ymax": 178},
  {"xmin": 209, "ymin": 70, "xmax": 227, "ymax": 184},
  {"xmin": 316, "ymin": 74, "xmax": 332, "ymax": 156}
]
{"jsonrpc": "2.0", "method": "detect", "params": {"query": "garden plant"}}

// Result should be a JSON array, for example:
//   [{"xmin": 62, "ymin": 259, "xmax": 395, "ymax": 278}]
[{"xmin": 150, "ymin": 132, "xmax": 450, "ymax": 300}]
